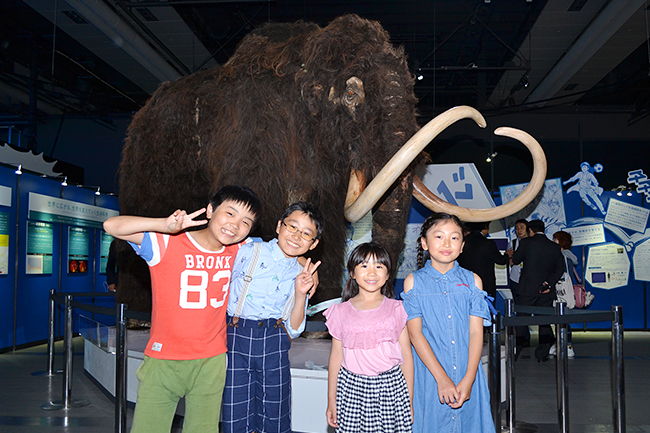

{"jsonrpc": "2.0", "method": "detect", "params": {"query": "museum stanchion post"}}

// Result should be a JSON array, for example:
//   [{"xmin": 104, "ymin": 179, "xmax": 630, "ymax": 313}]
[
  {"xmin": 555, "ymin": 302, "xmax": 569, "ymax": 433},
  {"xmin": 32, "ymin": 288, "xmax": 63, "ymax": 377},
  {"xmin": 41, "ymin": 294, "xmax": 90, "ymax": 410},
  {"xmin": 611, "ymin": 305, "xmax": 625, "ymax": 433},
  {"xmin": 488, "ymin": 312, "xmax": 502, "ymax": 431},
  {"xmin": 115, "ymin": 303, "xmax": 128, "ymax": 433}
]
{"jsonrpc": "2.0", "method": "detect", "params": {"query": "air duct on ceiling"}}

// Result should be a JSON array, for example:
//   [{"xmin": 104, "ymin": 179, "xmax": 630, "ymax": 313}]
[{"xmin": 64, "ymin": 0, "xmax": 182, "ymax": 83}]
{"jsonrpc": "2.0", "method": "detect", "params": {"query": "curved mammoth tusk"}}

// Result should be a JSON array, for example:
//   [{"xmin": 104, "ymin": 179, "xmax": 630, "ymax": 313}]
[
  {"xmin": 345, "ymin": 169, "xmax": 366, "ymax": 208},
  {"xmin": 344, "ymin": 106, "xmax": 487, "ymax": 223},
  {"xmin": 412, "ymin": 126, "xmax": 547, "ymax": 222}
]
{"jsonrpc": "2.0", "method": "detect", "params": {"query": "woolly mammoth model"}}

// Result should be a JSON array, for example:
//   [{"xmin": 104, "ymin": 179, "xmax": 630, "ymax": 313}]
[{"xmin": 116, "ymin": 14, "xmax": 546, "ymax": 311}]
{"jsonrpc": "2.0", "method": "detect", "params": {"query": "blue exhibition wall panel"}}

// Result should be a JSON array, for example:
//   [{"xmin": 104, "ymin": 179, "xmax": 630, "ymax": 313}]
[
  {"xmin": 93, "ymin": 193, "xmax": 119, "ymax": 326},
  {"xmin": 565, "ymin": 191, "xmax": 647, "ymax": 329},
  {"xmin": 60, "ymin": 186, "xmax": 98, "ymax": 329},
  {"xmin": 91, "ymin": 230, "xmax": 117, "ymax": 327},
  {"xmin": 0, "ymin": 166, "xmax": 18, "ymax": 349},
  {"xmin": 15, "ymin": 172, "xmax": 63, "ymax": 347},
  {"xmin": 0, "ymin": 166, "xmax": 120, "ymax": 351},
  {"xmin": 60, "ymin": 186, "xmax": 95, "ymax": 314},
  {"xmin": 57, "ymin": 186, "xmax": 117, "ymax": 330}
]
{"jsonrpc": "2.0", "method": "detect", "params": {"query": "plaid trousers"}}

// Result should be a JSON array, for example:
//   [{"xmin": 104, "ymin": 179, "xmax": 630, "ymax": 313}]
[{"xmin": 222, "ymin": 316, "xmax": 292, "ymax": 433}]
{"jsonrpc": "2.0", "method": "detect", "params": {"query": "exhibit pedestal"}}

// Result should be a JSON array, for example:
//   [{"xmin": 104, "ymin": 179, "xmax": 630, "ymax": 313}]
[{"xmin": 84, "ymin": 330, "xmax": 504, "ymax": 433}]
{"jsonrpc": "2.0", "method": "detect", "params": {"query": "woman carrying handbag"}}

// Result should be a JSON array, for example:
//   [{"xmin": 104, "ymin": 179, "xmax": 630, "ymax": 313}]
[{"xmin": 551, "ymin": 231, "xmax": 578, "ymax": 358}]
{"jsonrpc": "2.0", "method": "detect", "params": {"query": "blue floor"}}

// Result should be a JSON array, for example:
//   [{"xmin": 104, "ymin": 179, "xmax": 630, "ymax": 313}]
[{"xmin": 1, "ymin": 331, "xmax": 649, "ymax": 432}]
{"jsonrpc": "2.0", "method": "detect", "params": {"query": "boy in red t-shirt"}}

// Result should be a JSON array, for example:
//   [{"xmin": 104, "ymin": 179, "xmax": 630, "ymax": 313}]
[{"xmin": 103, "ymin": 185, "xmax": 261, "ymax": 433}]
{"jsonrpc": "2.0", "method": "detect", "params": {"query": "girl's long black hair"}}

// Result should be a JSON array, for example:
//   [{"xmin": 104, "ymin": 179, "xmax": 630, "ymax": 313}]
[
  {"xmin": 416, "ymin": 212, "xmax": 465, "ymax": 269},
  {"xmin": 341, "ymin": 242, "xmax": 393, "ymax": 302}
]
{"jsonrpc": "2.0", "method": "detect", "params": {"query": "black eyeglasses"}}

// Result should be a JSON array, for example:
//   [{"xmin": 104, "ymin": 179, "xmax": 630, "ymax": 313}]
[{"xmin": 281, "ymin": 221, "xmax": 316, "ymax": 242}]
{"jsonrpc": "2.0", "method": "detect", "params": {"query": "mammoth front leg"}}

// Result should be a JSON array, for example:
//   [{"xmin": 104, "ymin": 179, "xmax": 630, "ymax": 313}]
[{"xmin": 371, "ymin": 172, "xmax": 414, "ymax": 289}]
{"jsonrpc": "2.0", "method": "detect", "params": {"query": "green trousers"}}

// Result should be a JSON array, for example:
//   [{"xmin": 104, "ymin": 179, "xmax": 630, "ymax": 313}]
[{"xmin": 130, "ymin": 354, "xmax": 226, "ymax": 433}]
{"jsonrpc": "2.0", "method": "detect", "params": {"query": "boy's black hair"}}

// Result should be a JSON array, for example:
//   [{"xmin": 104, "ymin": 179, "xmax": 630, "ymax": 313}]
[
  {"xmin": 527, "ymin": 219, "xmax": 545, "ymax": 234},
  {"xmin": 416, "ymin": 212, "xmax": 465, "ymax": 269},
  {"xmin": 280, "ymin": 201, "xmax": 324, "ymax": 240},
  {"xmin": 341, "ymin": 242, "xmax": 393, "ymax": 302},
  {"xmin": 209, "ymin": 185, "xmax": 262, "ymax": 227}
]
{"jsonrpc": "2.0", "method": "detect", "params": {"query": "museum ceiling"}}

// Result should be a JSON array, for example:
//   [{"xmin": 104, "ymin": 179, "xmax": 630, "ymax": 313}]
[{"xmin": 1, "ymin": 0, "xmax": 649, "ymax": 132}]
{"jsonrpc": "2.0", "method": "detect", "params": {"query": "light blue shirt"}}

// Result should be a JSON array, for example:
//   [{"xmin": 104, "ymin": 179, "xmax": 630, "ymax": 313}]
[{"xmin": 228, "ymin": 238, "xmax": 307, "ymax": 338}]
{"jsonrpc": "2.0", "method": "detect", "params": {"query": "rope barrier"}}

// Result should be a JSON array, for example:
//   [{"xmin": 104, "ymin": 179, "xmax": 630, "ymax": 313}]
[
  {"xmin": 494, "ymin": 299, "xmax": 626, "ymax": 433},
  {"xmin": 50, "ymin": 291, "xmax": 152, "ymax": 321},
  {"xmin": 40, "ymin": 291, "xmax": 150, "ymax": 432},
  {"xmin": 501, "ymin": 311, "xmax": 614, "ymax": 327},
  {"xmin": 40, "ymin": 294, "xmax": 90, "ymax": 411},
  {"xmin": 42, "ymin": 292, "xmax": 625, "ymax": 433}
]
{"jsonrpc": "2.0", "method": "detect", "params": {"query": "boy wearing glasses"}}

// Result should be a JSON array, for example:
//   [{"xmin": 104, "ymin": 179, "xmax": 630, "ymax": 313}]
[{"xmin": 223, "ymin": 201, "xmax": 323, "ymax": 433}]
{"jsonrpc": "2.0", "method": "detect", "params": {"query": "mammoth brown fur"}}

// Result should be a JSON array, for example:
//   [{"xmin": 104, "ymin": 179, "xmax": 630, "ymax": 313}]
[{"xmin": 117, "ymin": 14, "xmax": 420, "ymax": 312}]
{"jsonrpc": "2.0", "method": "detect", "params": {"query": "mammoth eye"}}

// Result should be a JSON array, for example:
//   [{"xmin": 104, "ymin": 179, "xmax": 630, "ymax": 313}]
[
  {"xmin": 343, "ymin": 76, "xmax": 365, "ymax": 107},
  {"xmin": 344, "ymin": 90, "xmax": 359, "ymax": 105}
]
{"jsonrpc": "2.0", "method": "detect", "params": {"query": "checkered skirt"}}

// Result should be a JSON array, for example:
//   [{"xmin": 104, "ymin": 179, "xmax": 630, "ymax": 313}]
[{"xmin": 336, "ymin": 365, "xmax": 412, "ymax": 433}]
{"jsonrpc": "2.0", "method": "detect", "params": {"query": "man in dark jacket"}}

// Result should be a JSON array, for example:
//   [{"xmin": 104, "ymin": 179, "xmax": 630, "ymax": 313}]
[
  {"xmin": 511, "ymin": 219, "xmax": 564, "ymax": 361},
  {"xmin": 457, "ymin": 221, "xmax": 509, "ymax": 299}
]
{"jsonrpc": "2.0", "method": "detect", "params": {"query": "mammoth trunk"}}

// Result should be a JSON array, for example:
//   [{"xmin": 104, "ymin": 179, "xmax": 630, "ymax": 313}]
[{"xmin": 371, "ymin": 171, "xmax": 414, "ymax": 288}]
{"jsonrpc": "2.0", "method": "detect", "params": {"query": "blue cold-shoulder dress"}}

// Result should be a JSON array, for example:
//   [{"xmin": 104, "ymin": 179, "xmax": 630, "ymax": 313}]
[{"xmin": 401, "ymin": 261, "xmax": 495, "ymax": 433}]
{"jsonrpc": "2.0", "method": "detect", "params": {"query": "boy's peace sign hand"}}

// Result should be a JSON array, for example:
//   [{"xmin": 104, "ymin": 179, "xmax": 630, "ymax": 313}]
[
  {"xmin": 165, "ymin": 208, "xmax": 207, "ymax": 233},
  {"xmin": 295, "ymin": 258, "xmax": 321, "ymax": 297}
]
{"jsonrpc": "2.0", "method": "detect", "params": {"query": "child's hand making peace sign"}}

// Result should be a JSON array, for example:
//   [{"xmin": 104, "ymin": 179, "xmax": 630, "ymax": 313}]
[
  {"xmin": 164, "ymin": 208, "xmax": 208, "ymax": 233},
  {"xmin": 295, "ymin": 258, "xmax": 321, "ymax": 297}
]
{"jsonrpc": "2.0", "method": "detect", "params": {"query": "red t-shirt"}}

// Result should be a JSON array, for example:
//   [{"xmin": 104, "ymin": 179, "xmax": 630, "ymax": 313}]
[{"xmin": 135, "ymin": 232, "xmax": 244, "ymax": 360}]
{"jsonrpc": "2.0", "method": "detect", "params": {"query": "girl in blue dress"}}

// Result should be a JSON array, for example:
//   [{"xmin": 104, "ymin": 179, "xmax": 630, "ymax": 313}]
[{"xmin": 401, "ymin": 213, "xmax": 494, "ymax": 432}]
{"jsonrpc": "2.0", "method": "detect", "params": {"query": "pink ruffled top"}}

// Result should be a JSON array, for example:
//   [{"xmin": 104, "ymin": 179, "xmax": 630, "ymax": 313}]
[{"xmin": 324, "ymin": 297, "xmax": 407, "ymax": 376}]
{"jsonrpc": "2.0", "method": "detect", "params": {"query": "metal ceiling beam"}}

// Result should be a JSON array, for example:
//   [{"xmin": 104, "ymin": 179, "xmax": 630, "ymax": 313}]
[
  {"xmin": 121, "ymin": 0, "xmax": 269, "ymax": 5},
  {"xmin": 64, "ymin": 0, "xmax": 183, "ymax": 83},
  {"xmin": 525, "ymin": 0, "xmax": 647, "ymax": 106}
]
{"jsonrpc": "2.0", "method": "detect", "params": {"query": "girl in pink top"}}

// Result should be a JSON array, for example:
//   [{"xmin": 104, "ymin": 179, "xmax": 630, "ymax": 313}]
[{"xmin": 325, "ymin": 242, "xmax": 414, "ymax": 433}]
